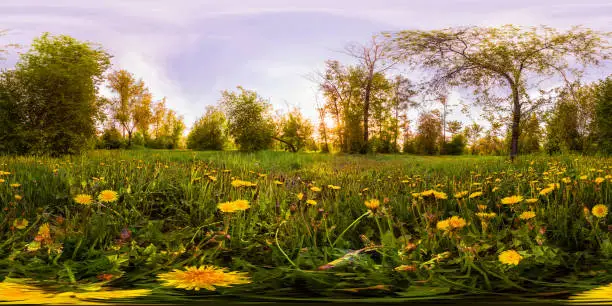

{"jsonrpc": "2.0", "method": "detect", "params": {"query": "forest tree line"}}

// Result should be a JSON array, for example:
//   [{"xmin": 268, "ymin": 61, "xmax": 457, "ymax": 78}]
[{"xmin": 0, "ymin": 26, "xmax": 610, "ymax": 157}]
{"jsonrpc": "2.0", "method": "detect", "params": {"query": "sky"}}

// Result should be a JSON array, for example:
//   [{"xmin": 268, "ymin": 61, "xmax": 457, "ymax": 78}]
[{"xmin": 1, "ymin": 0, "xmax": 611, "ymax": 132}]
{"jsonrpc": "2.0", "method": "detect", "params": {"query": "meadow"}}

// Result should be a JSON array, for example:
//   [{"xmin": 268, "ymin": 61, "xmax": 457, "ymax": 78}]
[{"xmin": 0, "ymin": 150, "xmax": 610, "ymax": 304}]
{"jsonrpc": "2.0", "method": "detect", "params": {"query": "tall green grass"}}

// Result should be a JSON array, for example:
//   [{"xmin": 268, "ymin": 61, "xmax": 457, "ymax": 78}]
[{"xmin": 0, "ymin": 150, "xmax": 610, "ymax": 303}]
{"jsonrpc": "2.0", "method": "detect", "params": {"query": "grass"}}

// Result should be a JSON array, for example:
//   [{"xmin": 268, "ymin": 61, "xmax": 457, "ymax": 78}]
[{"xmin": 0, "ymin": 150, "xmax": 610, "ymax": 304}]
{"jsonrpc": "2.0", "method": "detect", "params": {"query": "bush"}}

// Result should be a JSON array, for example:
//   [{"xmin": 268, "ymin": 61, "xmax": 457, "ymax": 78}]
[
  {"xmin": 98, "ymin": 128, "xmax": 125, "ymax": 149},
  {"xmin": 187, "ymin": 107, "xmax": 227, "ymax": 151},
  {"xmin": 443, "ymin": 134, "xmax": 466, "ymax": 155}
]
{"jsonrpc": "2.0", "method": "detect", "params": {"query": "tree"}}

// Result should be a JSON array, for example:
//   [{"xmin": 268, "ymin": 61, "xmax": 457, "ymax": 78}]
[
  {"xmin": 544, "ymin": 82, "xmax": 599, "ymax": 153},
  {"xmin": 0, "ymin": 33, "xmax": 110, "ymax": 155},
  {"xmin": 386, "ymin": 25, "xmax": 609, "ymax": 160},
  {"xmin": 315, "ymin": 95, "xmax": 330, "ymax": 152},
  {"xmin": 389, "ymin": 75, "xmax": 417, "ymax": 152},
  {"xmin": 187, "ymin": 106, "xmax": 227, "ymax": 151},
  {"xmin": 277, "ymin": 108, "xmax": 314, "ymax": 152},
  {"xmin": 415, "ymin": 110, "xmax": 442, "ymax": 155},
  {"xmin": 344, "ymin": 37, "xmax": 396, "ymax": 153},
  {"xmin": 517, "ymin": 113, "xmax": 541, "ymax": 154},
  {"xmin": 464, "ymin": 122, "xmax": 484, "ymax": 153},
  {"xmin": 447, "ymin": 120, "xmax": 463, "ymax": 137},
  {"xmin": 220, "ymin": 86, "xmax": 275, "ymax": 151},
  {"xmin": 594, "ymin": 76, "xmax": 612, "ymax": 154},
  {"xmin": 107, "ymin": 69, "xmax": 148, "ymax": 146}
]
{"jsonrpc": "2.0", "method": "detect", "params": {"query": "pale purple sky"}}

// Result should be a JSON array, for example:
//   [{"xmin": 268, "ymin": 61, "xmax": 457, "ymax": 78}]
[{"xmin": 1, "ymin": 0, "xmax": 611, "ymax": 131}]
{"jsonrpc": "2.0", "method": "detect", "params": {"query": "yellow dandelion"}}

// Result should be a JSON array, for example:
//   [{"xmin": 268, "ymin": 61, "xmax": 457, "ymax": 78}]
[
  {"xmin": 10, "ymin": 183, "xmax": 20, "ymax": 188},
  {"xmin": 217, "ymin": 200, "xmax": 250, "ymax": 213},
  {"xmin": 595, "ymin": 177, "xmax": 605, "ymax": 184},
  {"xmin": 433, "ymin": 191, "xmax": 448, "ymax": 200},
  {"xmin": 306, "ymin": 199, "xmax": 317, "ymax": 206},
  {"xmin": 157, "ymin": 266, "xmax": 251, "ymax": 291},
  {"xmin": 476, "ymin": 212, "xmax": 496, "ymax": 219},
  {"xmin": 448, "ymin": 216, "xmax": 467, "ymax": 229},
  {"xmin": 492, "ymin": 187, "xmax": 500, "ymax": 192},
  {"xmin": 580, "ymin": 175, "xmax": 588, "ymax": 180},
  {"xmin": 13, "ymin": 218, "xmax": 29, "ymax": 230},
  {"xmin": 274, "ymin": 180, "xmax": 284, "ymax": 185},
  {"xmin": 501, "ymin": 195, "xmax": 524, "ymax": 205},
  {"xmin": 0, "ymin": 178, "xmax": 4, "ymax": 183},
  {"xmin": 562, "ymin": 177, "xmax": 572, "ymax": 184},
  {"xmin": 436, "ymin": 219, "xmax": 450, "ymax": 231},
  {"xmin": 420, "ymin": 190, "xmax": 435, "ymax": 197},
  {"xmin": 525, "ymin": 198, "xmax": 538, "ymax": 204},
  {"xmin": 0, "ymin": 282, "xmax": 53, "ymax": 302},
  {"xmin": 592, "ymin": 204, "xmax": 608, "ymax": 218},
  {"xmin": 569, "ymin": 283, "xmax": 612, "ymax": 304},
  {"xmin": 74, "ymin": 194, "xmax": 93, "ymax": 205},
  {"xmin": 469, "ymin": 191, "xmax": 483, "ymax": 199},
  {"xmin": 37, "ymin": 223, "xmax": 51, "ymax": 239},
  {"xmin": 14, "ymin": 194, "xmax": 22, "ymax": 201},
  {"xmin": 539, "ymin": 187, "xmax": 554, "ymax": 196},
  {"xmin": 208, "ymin": 176, "xmax": 217, "ymax": 182},
  {"xmin": 477, "ymin": 204, "xmax": 488, "ymax": 211},
  {"xmin": 98, "ymin": 190, "xmax": 118, "ymax": 203},
  {"xmin": 498, "ymin": 250, "xmax": 522, "ymax": 266},
  {"xmin": 297, "ymin": 192, "xmax": 304, "ymax": 200},
  {"xmin": 519, "ymin": 211, "xmax": 536, "ymax": 220},
  {"xmin": 310, "ymin": 186, "xmax": 322, "ymax": 192},
  {"xmin": 454, "ymin": 191, "xmax": 468, "ymax": 199},
  {"xmin": 231, "ymin": 180, "xmax": 257, "ymax": 188},
  {"xmin": 364, "ymin": 199, "xmax": 380, "ymax": 210},
  {"xmin": 55, "ymin": 288, "xmax": 151, "ymax": 302},
  {"xmin": 411, "ymin": 192, "xmax": 421, "ymax": 198},
  {"xmin": 233, "ymin": 200, "xmax": 250, "ymax": 211},
  {"xmin": 327, "ymin": 185, "xmax": 341, "ymax": 190}
]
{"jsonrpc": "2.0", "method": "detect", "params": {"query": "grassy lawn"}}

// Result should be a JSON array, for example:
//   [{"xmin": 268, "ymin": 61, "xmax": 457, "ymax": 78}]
[{"xmin": 0, "ymin": 150, "xmax": 610, "ymax": 304}]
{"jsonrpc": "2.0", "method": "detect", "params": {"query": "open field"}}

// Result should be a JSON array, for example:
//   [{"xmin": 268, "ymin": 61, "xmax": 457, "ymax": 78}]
[{"xmin": 0, "ymin": 151, "xmax": 611, "ymax": 304}]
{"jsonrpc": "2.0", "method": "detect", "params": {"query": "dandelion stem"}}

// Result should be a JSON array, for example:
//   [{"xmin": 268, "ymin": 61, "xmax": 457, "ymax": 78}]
[
  {"xmin": 332, "ymin": 211, "xmax": 371, "ymax": 248},
  {"xmin": 275, "ymin": 221, "xmax": 299, "ymax": 269}
]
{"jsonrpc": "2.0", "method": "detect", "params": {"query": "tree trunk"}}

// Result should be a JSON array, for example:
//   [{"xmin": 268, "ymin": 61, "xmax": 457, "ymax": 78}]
[
  {"xmin": 272, "ymin": 136, "xmax": 297, "ymax": 153},
  {"xmin": 362, "ymin": 71, "xmax": 373, "ymax": 154},
  {"xmin": 510, "ymin": 85, "xmax": 521, "ymax": 161},
  {"xmin": 127, "ymin": 130, "xmax": 133, "ymax": 147}
]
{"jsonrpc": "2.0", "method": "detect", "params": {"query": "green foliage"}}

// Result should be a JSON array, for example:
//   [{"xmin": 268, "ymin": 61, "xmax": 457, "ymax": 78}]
[
  {"xmin": 0, "ymin": 33, "xmax": 111, "ymax": 155},
  {"xmin": 277, "ymin": 108, "xmax": 315, "ymax": 152},
  {"xmin": 98, "ymin": 127, "xmax": 125, "ymax": 149},
  {"xmin": 594, "ymin": 77, "xmax": 612, "ymax": 154},
  {"xmin": 187, "ymin": 106, "xmax": 227, "ymax": 151},
  {"xmin": 518, "ymin": 114, "xmax": 541, "ymax": 154},
  {"xmin": 220, "ymin": 86, "xmax": 275, "ymax": 151},
  {"xmin": 442, "ymin": 134, "xmax": 466, "ymax": 155},
  {"xmin": 415, "ymin": 111, "xmax": 442, "ymax": 155}
]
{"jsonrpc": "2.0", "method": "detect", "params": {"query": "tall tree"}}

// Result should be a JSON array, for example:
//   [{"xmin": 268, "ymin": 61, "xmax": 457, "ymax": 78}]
[
  {"xmin": 593, "ymin": 77, "xmax": 612, "ymax": 153},
  {"xmin": 386, "ymin": 25, "xmax": 609, "ymax": 160},
  {"xmin": 0, "ymin": 33, "xmax": 110, "ymax": 155},
  {"xmin": 415, "ymin": 110, "xmax": 442, "ymax": 155},
  {"xmin": 344, "ymin": 37, "xmax": 396, "ymax": 153},
  {"xmin": 107, "ymin": 69, "xmax": 149, "ymax": 146},
  {"xmin": 447, "ymin": 120, "xmax": 463, "ymax": 137},
  {"xmin": 220, "ymin": 86, "xmax": 275, "ymax": 151},
  {"xmin": 315, "ymin": 95, "xmax": 330, "ymax": 152},
  {"xmin": 390, "ymin": 75, "xmax": 417, "ymax": 151}
]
